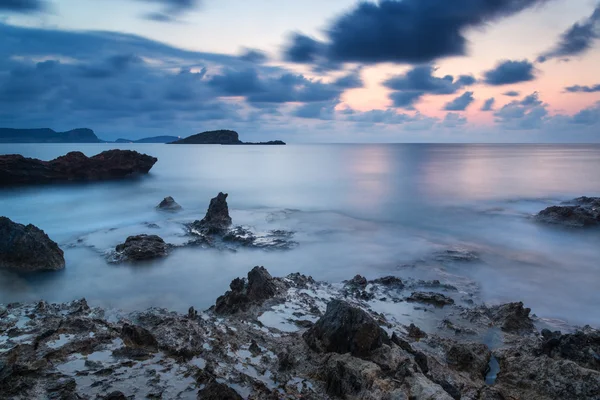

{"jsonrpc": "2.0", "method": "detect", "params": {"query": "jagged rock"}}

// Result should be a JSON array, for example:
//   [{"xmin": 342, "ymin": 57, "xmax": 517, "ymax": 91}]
[
  {"xmin": 121, "ymin": 324, "xmax": 158, "ymax": 352},
  {"xmin": 489, "ymin": 302, "xmax": 535, "ymax": 333},
  {"xmin": 0, "ymin": 216, "xmax": 65, "ymax": 272},
  {"xmin": 103, "ymin": 392, "xmax": 127, "ymax": 400},
  {"xmin": 407, "ymin": 292, "xmax": 455, "ymax": 307},
  {"xmin": 192, "ymin": 192, "xmax": 232, "ymax": 234},
  {"xmin": 371, "ymin": 276, "xmax": 404, "ymax": 288},
  {"xmin": 0, "ymin": 150, "xmax": 157, "ymax": 186},
  {"xmin": 407, "ymin": 323, "xmax": 428, "ymax": 339},
  {"xmin": 114, "ymin": 234, "xmax": 168, "ymax": 262},
  {"xmin": 322, "ymin": 353, "xmax": 381, "ymax": 398},
  {"xmin": 347, "ymin": 275, "xmax": 368, "ymax": 288},
  {"xmin": 197, "ymin": 381, "xmax": 243, "ymax": 399},
  {"xmin": 446, "ymin": 342, "xmax": 491, "ymax": 379},
  {"xmin": 214, "ymin": 266, "xmax": 282, "ymax": 315},
  {"xmin": 303, "ymin": 300, "xmax": 390, "ymax": 357},
  {"xmin": 535, "ymin": 196, "xmax": 600, "ymax": 227},
  {"xmin": 539, "ymin": 328, "xmax": 600, "ymax": 371},
  {"xmin": 156, "ymin": 196, "xmax": 182, "ymax": 211}
]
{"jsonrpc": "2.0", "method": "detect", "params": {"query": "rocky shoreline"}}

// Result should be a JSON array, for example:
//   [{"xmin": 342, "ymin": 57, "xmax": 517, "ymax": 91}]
[{"xmin": 1, "ymin": 266, "xmax": 598, "ymax": 400}]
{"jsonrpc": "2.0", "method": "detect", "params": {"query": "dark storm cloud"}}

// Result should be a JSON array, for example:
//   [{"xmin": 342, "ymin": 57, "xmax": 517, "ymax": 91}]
[
  {"xmin": 383, "ymin": 65, "xmax": 476, "ymax": 109},
  {"xmin": 444, "ymin": 92, "xmax": 474, "ymax": 111},
  {"xmin": 283, "ymin": 0, "xmax": 548, "ymax": 66},
  {"xmin": 494, "ymin": 91, "xmax": 548, "ymax": 129},
  {"xmin": 483, "ymin": 60, "xmax": 536, "ymax": 85},
  {"xmin": 481, "ymin": 97, "xmax": 495, "ymax": 111},
  {"xmin": 565, "ymin": 84, "xmax": 600, "ymax": 93},
  {"xmin": 503, "ymin": 90, "xmax": 520, "ymax": 97},
  {"xmin": 538, "ymin": 5, "xmax": 600, "ymax": 62},
  {"xmin": 0, "ymin": 0, "xmax": 45, "ymax": 12}
]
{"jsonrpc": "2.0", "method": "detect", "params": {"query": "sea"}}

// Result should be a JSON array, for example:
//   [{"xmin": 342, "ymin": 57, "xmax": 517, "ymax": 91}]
[{"xmin": 1, "ymin": 143, "xmax": 599, "ymax": 328}]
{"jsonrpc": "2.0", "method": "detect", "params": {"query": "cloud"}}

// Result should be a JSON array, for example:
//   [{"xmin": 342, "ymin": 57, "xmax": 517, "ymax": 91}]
[
  {"xmin": 494, "ymin": 92, "xmax": 548, "ymax": 129},
  {"xmin": 292, "ymin": 100, "xmax": 338, "ymax": 120},
  {"xmin": 483, "ymin": 60, "xmax": 536, "ymax": 85},
  {"xmin": 137, "ymin": 0, "xmax": 201, "ymax": 21},
  {"xmin": 283, "ymin": 0, "xmax": 547, "ymax": 66},
  {"xmin": 565, "ymin": 84, "xmax": 600, "ymax": 93},
  {"xmin": 481, "ymin": 97, "xmax": 495, "ymax": 111},
  {"xmin": 383, "ymin": 65, "xmax": 475, "ymax": 109},
  {"xmin": 0, "ymin": 0, "xmax": 45, "ymax": 12},
  {"xmin": 238, "ymin": 48, "xmax": 268, "ymax": 64},
  {"xmin": 443, "ymin": 113, "xmax": 467, "ymax": 128},
  {"xmin": 444, "ymin": 91, "xmax": 474, "ymax": 111},
  {"xmin": 570, "ymin": 102, "xmax": 600, "ymax": 125},
  {"xmin": 538, "ymin": 5, "xmax": 600, "ymax": 62},
  {"xmin": 332, "ymin": 68, "xmax": 363, "ymax": 89},
  {"xmin": 503, "ymin": 90, "xmax": 520, "ymax": 97}
]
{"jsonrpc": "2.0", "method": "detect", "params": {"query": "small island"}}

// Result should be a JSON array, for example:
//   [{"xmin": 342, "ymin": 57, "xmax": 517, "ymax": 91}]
[{"xmin": 168, "ymin": 130, "xmax": 285, "ymax": 145}]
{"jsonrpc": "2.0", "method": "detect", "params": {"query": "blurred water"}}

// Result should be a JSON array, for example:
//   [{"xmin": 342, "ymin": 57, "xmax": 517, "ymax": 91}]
[{"xmin": 0, "ymin": 143, "xmax": 599, "ymax": 327}]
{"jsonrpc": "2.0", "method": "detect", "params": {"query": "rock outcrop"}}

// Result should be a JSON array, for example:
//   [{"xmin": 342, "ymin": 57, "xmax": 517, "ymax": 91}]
[
  {"xmin": 156, "ymin": 196, "xmax": 182, "ymax": 211},
  {"xmin": 191, "ymin": 192, "xmax": 232, "ymax": 234},
  {"xmin": 113, "ymin": 235, "xmax": 168, "ymax": 262},
  {"xmin": 535, "ymin": 196, "xmax": 600, "ymax": 227},
  {"xmin": 168, "ymin": 129, "xmax": 286, "ymax": 145},
  {"xmin": 0, "ymin": 150, "xmax": 157, "ymax": 186},
  {"xmin": 407, "ymin": 291, "xmax": 455, "ymax": 307},
  {"xmin": 0, "ymin": 217, "xmax": 65, "ymax": 272},
  {"xmin": 303, "ymin": 300, "xmax": 390, "ymax": 357},
  {"xmin": 489, "ymin": 302, "xmax": 535, "ymax": 333}
]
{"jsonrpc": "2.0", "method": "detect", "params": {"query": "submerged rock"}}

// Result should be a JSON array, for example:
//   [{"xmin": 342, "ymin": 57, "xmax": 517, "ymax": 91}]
[
  {"xmin": 191, "ymin": 192, "xmax": 232, "ymax": 234},
  {"xmin": 214, "ymin": 266, "xmax": 283, "ymax": 315},
  {"xmin": 0, "ymin": 150, "xmax": 157, "ymax": 186},
  {"xmin": 113, "ymin": 234, "xmax": 168, "ymax": 262},
  {"xmin": 156, "ymin": 196, "xmax": 182, "ymax": 211},
  {"xmin": 535, "ymin": 196, "xmax": 600, "ymax": 227},
  {"xmin": 303, "ymin": 300, "xmax": 390, "ymax": 357},
  {"xmin": 407, "ymin": 291, "xmax": 455, "ymax": 307},
  {"xmin": 0, "ymin": 216, "xmax": 65, "ymax": 272}
]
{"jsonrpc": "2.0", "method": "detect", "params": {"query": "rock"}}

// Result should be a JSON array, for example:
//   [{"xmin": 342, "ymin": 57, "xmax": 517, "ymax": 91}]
[
  {"xmin": 214, "ymin": 266, "xmax": 282, "ymax": 315},
  {"xmin": 0, "ymin": 150, "xmax": 157, "ymax": 186},
  {"xmin": 103, "ymin": 391, "xmax": 128, "ymax": 400},
  {"xmin": 114, "ymin": 234, "xmax": 168, "ymax": 262},
  {"xmin": 407, "ymin": 292, "xmax": 454, "ymax": 307},
  {"xmin": 434, "ymin": 248, "xmax": 479, "ymax": 263},
  {"xmin": 489, "ymin": 302, "xmax": 535, "ymax": 333},
  {"xmin": 407, "ymin": 323, "xmax": 427, "ymax": 339},
  {"xmin": 446, "ymin": 342, "xmax": 491, "ymax": 378},
  {"xmin": 535, "ymin": 196, "xmax": 600, "ymax": 227},
  {"xmin": 347, "ymin": 275, "xmax": 368, "ymax": 288},
  {"xmin": 406, "ymin": 375, "xmax": 454, "ymax": 400},
  {"xmin": 197, "ymin": 381, "xmax": 243, "ymax": 399},
  {"xmin": 156, "ymin": 196, "xmax": 182, "ymax": 211},
  {"xmin": 322, "ymin": 353, "xmax": 381, "ymax": 398},
  {"xmin": 303, "ymin": 300, "xmax": 390, "ymax": 357},
  {"xmin": 539, "ymin": 328, "xmax": 600, "ymax": 371},
  {"xmin": 414, "ymin": 351, "xmax": 429, "ymax": 374},
  {"xmin": 121, "ymin": 324, "xmax": 158, "ymax": 352},
  {"xmin": 0, "ymin": 217, "xmax": 65, "ymax": 272},
  {"xmin": 192, "ymin": 192, "xmax": 232, "ymax": 234},
  {"xmin": 371, "ymin": 276, "xmax": 404, "ymax": 288}
]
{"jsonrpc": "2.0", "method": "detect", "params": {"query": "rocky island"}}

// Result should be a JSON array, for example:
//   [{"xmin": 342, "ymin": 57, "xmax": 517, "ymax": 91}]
[
  {"xmin": 0, "ymin": 150, "xmax": 157, "ymax": 186},
  {"xmin": 0, "ymin": 128, "xmax": 102, "ymax": 143},
  {"xmin": 168, "ymin": 130, "xmax": 285, "ymax": 145}
]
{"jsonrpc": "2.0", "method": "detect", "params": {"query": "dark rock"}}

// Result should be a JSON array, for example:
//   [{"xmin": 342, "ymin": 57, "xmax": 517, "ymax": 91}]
[
  {"xmin": 114, "ymin": 234, "xmax": 168, "ymax": 262},
  {"xmin": 370, "ymin": 276, "xmax": 404, "ymax": 288},
  {"xmin": 222, "ymin": 226, "xmax": 256, "ymax": 245},
  {"xmin": 197, "ymin": 381, "xmax": 243, "ymax": 399},
  {"xmin": 407, "ymin": 292, "xmax": 455, "ymax": 307},
  {"xmin": 214, "ymin": 266, "xmax": 282, "ymax": 315},
  {"xmin": 535, "ymin": 197, "xmax": 600, "ymax": 227},
  {"xmin": 0, "ymin": 150, "xmax": 157, "ymax": 186},
  {"xmin": 192, "ymin": 192, "xmax": 232, "ymax": 234},
  {"xmin": 121, "ymin": 324, "xmax": 158, "ymax": 352},
  {"xmin": 347, "ymin": 275, "xmax": 368, "ymax": 288},
  {"xmin": 249, "ymin": 340, "xmax": 261, "ymax": 357},
  {"xmin": 0, "ymin": 217, "xmax": 65, "ymax": 272},
  {"xmin": 434, "ymin": 248, "xmax": 479, "ymax": 263},
  {"xmin": 539, "ymin": 329, "xmax": 600, "ymax": 371},
  {"xmin": 489, "ymin": 302, "xmax": 534, "ymax": 333},
  {"xmin": 407, "ymin": 323, "xmax": 427, "ymax": 339},
  {"xmin": 303, "ymin": 300, "xmax": 390, "ymax": 357},
  {"xmin": 414, "ymin": 352, "xmax": 429, "ymax": 374},
  {"xmin": 103, "ymin": 391, "xmax": 127, "ymax": 400},
  {"xmin": 322, "ymin": 354, "xmax": 381, "ymax": 398},
  {"xmin": 169, "ymin": 130, "xmax": 242, "ymax": 145},
  {"xmin": 446, "ymin": 343, "xmax": 491, "ymax": 378},
  {"xmin": 391, "ymin": 332, "xmax": 416, "ymax": 354},
  {"xmin": 437, "ymin": 380, "xmax": 461, "ymax": 400},
  {"xmin": 157, "ymin": 196, "xmax": 182, "ymax": 211}
]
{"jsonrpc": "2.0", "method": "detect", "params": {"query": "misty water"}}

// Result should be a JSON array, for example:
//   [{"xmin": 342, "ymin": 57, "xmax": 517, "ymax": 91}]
[{"xmin": 1, "ymin": 143, "xmax": 599, "ymax": 328}]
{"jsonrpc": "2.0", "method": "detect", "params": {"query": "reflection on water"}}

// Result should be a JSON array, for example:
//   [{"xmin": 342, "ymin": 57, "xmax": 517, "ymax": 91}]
[{"xmin": 1, "ymin": 143, "xmax": 599, "ymax": 327}]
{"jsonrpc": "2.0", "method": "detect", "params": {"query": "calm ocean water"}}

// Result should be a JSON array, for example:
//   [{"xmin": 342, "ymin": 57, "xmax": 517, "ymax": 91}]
[{"xmin": 1, "ymin": 143, "xmax": 599, "ymax": 327}]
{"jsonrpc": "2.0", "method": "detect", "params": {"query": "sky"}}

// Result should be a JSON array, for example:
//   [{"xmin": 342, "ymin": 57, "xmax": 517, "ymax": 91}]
[{"xmin": 1, "ymin": 0, "xmax": 599, "ymax": 142}]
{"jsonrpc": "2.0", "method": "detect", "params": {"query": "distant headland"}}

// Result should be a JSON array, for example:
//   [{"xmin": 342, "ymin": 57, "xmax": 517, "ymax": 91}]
[{"xmin": 0, "ymin": 128, "xmax": 285, "ymax": 145}]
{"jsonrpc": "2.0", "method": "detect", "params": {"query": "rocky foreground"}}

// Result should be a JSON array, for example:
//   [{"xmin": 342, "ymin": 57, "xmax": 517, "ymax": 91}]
[
  {"xmin": 535, "ymin": 197, "xmax": 600, "ymax": 228},
  {"xmin": 0, "ymin": 150, "xmax": 157, "ymax": 186},
  {"xmin": 1, "ymin": 267, "xmax": 598, "ymax": 400}
]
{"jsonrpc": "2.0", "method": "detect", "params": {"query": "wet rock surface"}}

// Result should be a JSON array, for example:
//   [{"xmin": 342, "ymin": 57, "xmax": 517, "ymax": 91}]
[
  {"xmin": 535, "ymin": 196, "xmax": 600, "ymax": 227},
  {"xmin": 112, "ymin": 234, "xmax": 169, "ymax": 262},
  {"xmin": 0, "ymin": 150, "xmax": 157, "ymax": 186},
  {"xmin": 156, "ymin": 196, "xmax": 182, "ymax": 211},
  {"xmin": 0, "ymin": 216, "xmax": 65, "ymax": 272},
  {"xmin": 192, "ymin": 192, "xmax": 233, "ymax": 234},
  {"xmin": 407, "ymin": 291, "xmax": 455, "ymax": 307},
  {"xmin": 1, "ymin": 267, "xmax": 598, "ymax": 400}
]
